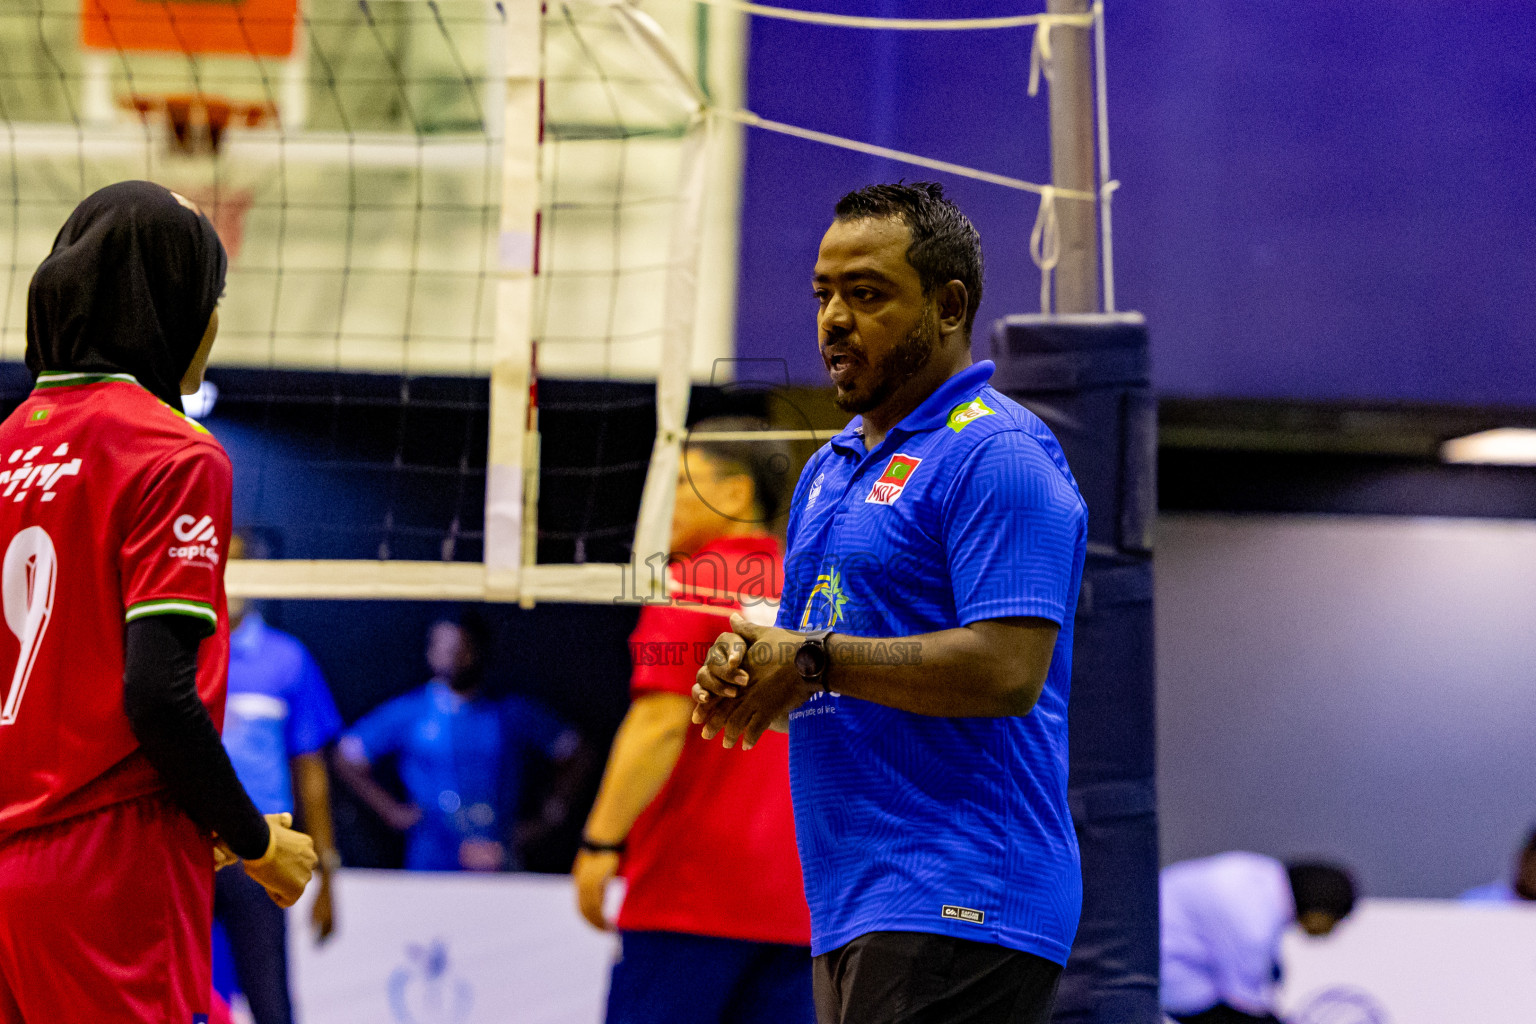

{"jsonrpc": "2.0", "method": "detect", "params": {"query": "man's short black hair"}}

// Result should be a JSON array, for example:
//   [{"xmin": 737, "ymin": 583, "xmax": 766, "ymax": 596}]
[
  {"xmin": 834, "ymin": 181, "xmax": 985, "ymax": 333},
  {"xmin": 685, "ymin": 415, "xmax": 793, "ymax": 524},
  {"xmin": 1287, "ymin": 862, "xmax": 1357, "ymax": 921}
]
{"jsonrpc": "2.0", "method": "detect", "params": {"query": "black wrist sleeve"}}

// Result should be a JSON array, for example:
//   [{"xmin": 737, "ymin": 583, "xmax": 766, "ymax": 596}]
[{"xmin": 123, "ymin": 615, "xmax": 271, "ymax": 860}]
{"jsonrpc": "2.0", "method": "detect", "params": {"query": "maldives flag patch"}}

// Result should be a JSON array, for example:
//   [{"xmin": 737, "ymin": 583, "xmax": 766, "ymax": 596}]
[
  {"xmin": 866, "ymin": 454, "xmax": 922, "ymax": 505},
  {"xmin": 25, "ymin": 407, "xmax": 52, "ymax": 427}
]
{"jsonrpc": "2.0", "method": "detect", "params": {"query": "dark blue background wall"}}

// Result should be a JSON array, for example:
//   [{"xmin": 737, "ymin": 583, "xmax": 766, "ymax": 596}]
[{"xmin": 736, "ymin": 0, "xmax": 1536, "ymax": 405}]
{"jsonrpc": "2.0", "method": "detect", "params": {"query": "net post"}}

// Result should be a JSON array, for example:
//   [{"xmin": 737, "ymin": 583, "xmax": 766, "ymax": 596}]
[
  {"xmin": 485, "ymin": 0, "xmax": 543, "ymax": 603},
  {"xmin": 695, "ymin": 0, "xmax": 748, "ymax": 382},
  {"xmin": 1045, "ymin": 0, "xmax": 1100, "ymax": 313},
  {"xmin": 628, "ymin": 112, "xmax": 712, "ymax": 601},
  {"xmin": 1092, "ymin": 1, "xmax": 1117, "ymax": 313}
]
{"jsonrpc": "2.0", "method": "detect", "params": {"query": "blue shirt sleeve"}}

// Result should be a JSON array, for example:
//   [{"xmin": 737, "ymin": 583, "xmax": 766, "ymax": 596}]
[
  {"xmin": 941, "ymin": 430, "xmax": 1086, "ymax": 627},
  {"xmin": 500, "ymin": 696, "xmax": 576, "ymax": 760},
  {"xmin": 344, "ymin": 691, "xmax": 420, "ymax": 762},
  {"xmin": 283, "ymin": 646, "xmax": 344, "ymax": 758}
]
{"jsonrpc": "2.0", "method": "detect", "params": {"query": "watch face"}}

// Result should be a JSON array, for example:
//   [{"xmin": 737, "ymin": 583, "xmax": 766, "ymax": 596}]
[{"xmin": 795, "ymin": 642, "xmax": 827, "ymax": 678}]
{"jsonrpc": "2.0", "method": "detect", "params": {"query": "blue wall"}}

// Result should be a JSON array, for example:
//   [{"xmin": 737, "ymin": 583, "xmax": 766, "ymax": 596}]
[{"xmin": 736, "ymin": 1, "xmax": 1536, "ymax": 405}]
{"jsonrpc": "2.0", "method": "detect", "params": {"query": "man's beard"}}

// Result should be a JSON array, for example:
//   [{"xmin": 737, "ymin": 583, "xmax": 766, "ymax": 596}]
[{"xmin": 833, "ymin": 312, "xmax": 939, "ymax": 414}]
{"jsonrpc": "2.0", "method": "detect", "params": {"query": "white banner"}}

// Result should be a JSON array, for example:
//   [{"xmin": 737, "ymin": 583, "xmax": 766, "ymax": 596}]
[
  {"xmin": 288, "ymin": 870, "xmax": 619, "ymax": 1024},
  {"xmin": 290, "ymin": 884, "xmax": 1536, "ymax": 1024},
  {"xmin": 1278, "ymin": 898, "xmax": 1536, "ymax": 1024}
]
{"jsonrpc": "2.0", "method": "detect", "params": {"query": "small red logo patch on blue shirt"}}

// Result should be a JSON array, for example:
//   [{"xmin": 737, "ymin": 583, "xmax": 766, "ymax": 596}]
[{"xmin": 866, "ymin": 454, "xmax": 921, "ymax": 505}]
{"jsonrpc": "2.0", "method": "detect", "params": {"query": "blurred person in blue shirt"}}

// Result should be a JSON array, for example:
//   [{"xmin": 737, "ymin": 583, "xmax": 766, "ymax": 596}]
[
  {"xmin": 336, "ymin": 614, "xmax": 587, "ymax": 871},
  {"xmin": 216, "ymin": 533, "xmax": 344, "ymax": 1024},
  {"xmin": 1461, "ymin": 825, "xmax": 1536, "ymax": 903}
]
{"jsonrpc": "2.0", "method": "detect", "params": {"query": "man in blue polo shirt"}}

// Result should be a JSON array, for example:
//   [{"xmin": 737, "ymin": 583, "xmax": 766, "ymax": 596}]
[{"xmin": 692, "ymin": 182, "xmax": 1088, "ymax": 1024}]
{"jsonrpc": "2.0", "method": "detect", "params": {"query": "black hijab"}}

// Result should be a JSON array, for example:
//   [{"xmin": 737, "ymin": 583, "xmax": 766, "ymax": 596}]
[{"xmin": 25, "ymin": 180, "xmax": 227, "ymax": 412}]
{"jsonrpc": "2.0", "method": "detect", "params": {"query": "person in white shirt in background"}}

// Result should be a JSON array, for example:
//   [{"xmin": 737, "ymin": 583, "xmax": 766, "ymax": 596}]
[
  {"xmin": 1160, "ymin": 853, "xmax": 1356, "ymax": 1024},
  {"xmin": 1460, "ymin": 825, "xmax": 1536, "ymax": 903}
]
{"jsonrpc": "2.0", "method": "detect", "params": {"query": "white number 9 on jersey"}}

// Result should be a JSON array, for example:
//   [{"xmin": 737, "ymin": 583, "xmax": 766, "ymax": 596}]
[{"xmin": 1, "ymin": 526, "xmax": 57, "ymax": 725}]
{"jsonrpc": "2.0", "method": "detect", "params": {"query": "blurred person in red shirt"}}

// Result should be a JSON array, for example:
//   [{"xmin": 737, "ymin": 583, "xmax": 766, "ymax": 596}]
[{"xmin": 574, "ymin": 416, "xmax": 812, "ymax": 1024}]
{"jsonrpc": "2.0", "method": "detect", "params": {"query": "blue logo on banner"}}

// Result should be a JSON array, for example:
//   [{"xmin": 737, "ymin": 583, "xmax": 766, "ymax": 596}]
[{"xmin": 387, "ymin": 938, "xmax": 474, "ymax": 1024}]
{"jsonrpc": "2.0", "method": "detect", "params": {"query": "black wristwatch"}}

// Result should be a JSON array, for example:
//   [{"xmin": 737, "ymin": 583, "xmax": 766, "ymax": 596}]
[{"xmin": 794, "ymin": 630, "xmax": 834, "ymax": 693}]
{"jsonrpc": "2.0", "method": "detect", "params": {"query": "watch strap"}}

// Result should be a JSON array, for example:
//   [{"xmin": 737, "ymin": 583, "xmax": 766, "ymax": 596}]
[{"xmin": 580, "ymin": 836, "xmax": 627, "ymax": 855}]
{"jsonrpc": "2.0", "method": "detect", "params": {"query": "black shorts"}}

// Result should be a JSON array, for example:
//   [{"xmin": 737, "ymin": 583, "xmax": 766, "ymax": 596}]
[{"xmin": 812, "ymin": 931, "xmax": 1062, "ymax": 1024}]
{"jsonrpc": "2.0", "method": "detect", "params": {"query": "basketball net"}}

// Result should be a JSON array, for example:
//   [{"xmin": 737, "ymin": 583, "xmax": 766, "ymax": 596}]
[
  {"xmin": 81, "ymin": 0, "xmax": 295, "ymax": 262},
  {"xmin": 116, "ymin": 93, "xmax": 265, "ymax": 261}
]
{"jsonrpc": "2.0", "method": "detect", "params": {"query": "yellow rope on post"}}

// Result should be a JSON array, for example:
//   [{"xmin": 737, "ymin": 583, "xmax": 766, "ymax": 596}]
[
  {"xmin": 1029, "ymin": 186, "xmax": 1061, "ymax": 314},
  {"xmin": 1028, "ymin": 20, "xmax": 1058, "ymax": 97}
]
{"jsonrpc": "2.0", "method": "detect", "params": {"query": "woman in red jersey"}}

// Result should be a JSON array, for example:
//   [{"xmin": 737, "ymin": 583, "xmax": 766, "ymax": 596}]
[{"xmin": 0, "ymin": 181, "xmax": 315, "ymax": 1022}]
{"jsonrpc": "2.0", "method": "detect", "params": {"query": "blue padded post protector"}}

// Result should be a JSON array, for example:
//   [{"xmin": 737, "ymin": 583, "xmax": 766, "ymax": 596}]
[{"xmin": 991, "ymin": 314, "xmax": 1159, "ymax": 1024}]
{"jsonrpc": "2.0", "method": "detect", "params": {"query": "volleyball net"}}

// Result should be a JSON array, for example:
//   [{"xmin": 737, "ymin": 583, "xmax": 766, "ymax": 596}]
[{"xmin": 0, "ymin": 0, "xmax": 1115, "ymax": 604}]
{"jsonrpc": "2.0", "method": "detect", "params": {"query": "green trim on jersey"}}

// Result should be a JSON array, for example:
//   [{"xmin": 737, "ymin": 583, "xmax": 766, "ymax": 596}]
[
  {"xmin": 33, "ymin": 372, "xmax": 213, "ymax": 435},
  {"xmin": 125, "ymin": 598, "xmax": 218, "ymax": 632},
  {"xmin": 167, "ymin": 405, "xmax": 211, "ymax": 434},
  {"xmin": 34, "ymin": 371, "xmax": 139, "ymax": 390}
]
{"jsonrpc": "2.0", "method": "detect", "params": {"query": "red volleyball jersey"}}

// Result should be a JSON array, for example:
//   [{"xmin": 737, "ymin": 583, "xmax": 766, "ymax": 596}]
[
  {"xmin": 0, "ymin": 372, "xmax": 231, "ymax": 837},
  {"xmin": 617, "ymin": 534, "xmax": 811, "ymax": 946}
]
